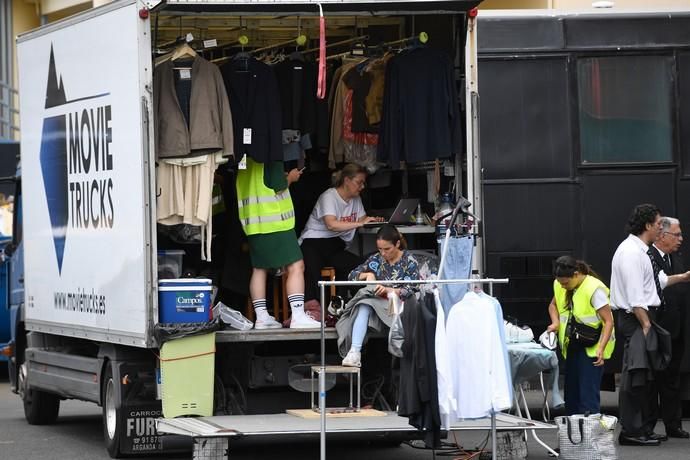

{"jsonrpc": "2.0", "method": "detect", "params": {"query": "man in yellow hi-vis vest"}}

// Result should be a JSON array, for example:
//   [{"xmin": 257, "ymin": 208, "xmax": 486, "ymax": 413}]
[{"xmin": 236, "ymin": 158, "xmax": 319, "ymax": 329}]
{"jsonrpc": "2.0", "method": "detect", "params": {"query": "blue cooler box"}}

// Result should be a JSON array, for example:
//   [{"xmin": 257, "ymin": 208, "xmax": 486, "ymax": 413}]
[{"xmin": 158, "ymin": 279, "xmax": 212, "ymax": 323}]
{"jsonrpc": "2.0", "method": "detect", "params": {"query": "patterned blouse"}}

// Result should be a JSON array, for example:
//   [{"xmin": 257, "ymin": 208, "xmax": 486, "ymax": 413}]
[{"xmin": 348, "ymin": 250, "xmax": 420, "ymax": 300}]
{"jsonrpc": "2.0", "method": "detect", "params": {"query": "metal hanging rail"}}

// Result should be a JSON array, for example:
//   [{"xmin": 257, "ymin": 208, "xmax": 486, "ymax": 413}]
[
  {"xmin": 317, "ymin": 277, "xmax": 509, "ymax": 460},
  {"xmin": 303, "ymin": 34, "xmax": 369, "ymax": 53}
]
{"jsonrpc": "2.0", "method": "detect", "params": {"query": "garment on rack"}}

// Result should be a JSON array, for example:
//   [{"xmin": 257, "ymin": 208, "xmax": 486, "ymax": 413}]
[
  {"xmin": 433, "ymin": 288, "xmax": 456, "ymax": 429},
  {"xmin": 282, "ymin": 129, "xmax": 311, "ymax": 167},
  {"xmin": 443, "ymin": 291, "xmax": 512, "ymax": 419},
  {"xmin": 328, "ymin": 61, "xmax": 362, "ymax": 168},
  {"xmin": 273, "ymin": 58, "xmax": 318, "ymax": 137},
  {"xmin": 378, "ymin": 47, "xmax": 462, "ymax": 167},
  {"xmin": 220, "ymin": 57, "xmax": 283, "ymax": 163},
  {"xmin": 335, "ymin": 285, "xmax": 393, "ymax": 358},
  {"xmin": 154, "ymin": 56, "xmax": 234, "ymax": 159},
  {"xmin": 508, "ymin": 342, "xmax": 565, "ymax": 410},
  {"xmin": 438, "ymin": 235, "xmax": 473, "ymax": 315},
  {"xmin": 398, "ymin": 293, "xmax": 441, "ymax": 448},
  {"xmin": 157, "ymin": 152, "xmax": 221, "ymax": 261}
]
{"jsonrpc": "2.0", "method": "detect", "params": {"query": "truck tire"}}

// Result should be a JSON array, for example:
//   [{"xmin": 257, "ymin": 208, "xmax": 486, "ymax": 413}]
[
  {"xmin": 102, "ymin": 364, "xmax": 124, "ymax": 458},
  {"xmin": 20, "ymin": 361, "xmax": 60, "ymax": 425}
]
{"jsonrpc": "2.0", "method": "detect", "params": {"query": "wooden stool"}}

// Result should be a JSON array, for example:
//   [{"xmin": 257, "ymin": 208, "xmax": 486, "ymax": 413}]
[{"xmin": 320, "ymin": 267, "xmax": 337, "ymax": 303}]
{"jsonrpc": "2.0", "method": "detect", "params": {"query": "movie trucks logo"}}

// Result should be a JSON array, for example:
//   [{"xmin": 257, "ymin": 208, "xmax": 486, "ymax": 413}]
[{"xmin": 40, "ymin": 45, "xmax": 115, "ymax": 274}]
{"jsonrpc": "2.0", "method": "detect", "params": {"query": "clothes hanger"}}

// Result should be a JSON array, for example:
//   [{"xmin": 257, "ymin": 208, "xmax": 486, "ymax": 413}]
[{"xmin": 171, "ymin": 42, "xmax": 197, "ymax": 62}]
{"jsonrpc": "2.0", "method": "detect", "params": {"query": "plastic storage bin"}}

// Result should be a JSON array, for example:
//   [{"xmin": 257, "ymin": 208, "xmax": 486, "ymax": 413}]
[
  {"xmin": 160, "ymin": 332, "xmax": 215, "ymax": 418},
  {"xmin": 157, "ymin": 249, "xmax": 185, "ymax": 279},
  {"xmin": 158, "ymin": 278, "xmax": 212, "ymax": 324}
]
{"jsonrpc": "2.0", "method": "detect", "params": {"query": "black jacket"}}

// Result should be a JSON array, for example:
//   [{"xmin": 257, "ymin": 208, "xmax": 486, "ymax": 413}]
[
  {"xmin": 622, "ymin": 321, "xmax": 672, "ymax": 390},
  {"xmin": 398, "ymin": 294, "xmax": 441, "ymax": 448},
  {"xmin": 220, "ymin": 57, "xmax": 283, "ymax": 163},
  {"xmin": 378, "ymin": 47, "xmax": 462, "ymax": 167},
  {"xmin": 273, "ymin": 58, "xmax": 317, "ymax": 135},
  {"xmin": 649, "ymin": 249, "xmax": 688, "ymax": 339}
]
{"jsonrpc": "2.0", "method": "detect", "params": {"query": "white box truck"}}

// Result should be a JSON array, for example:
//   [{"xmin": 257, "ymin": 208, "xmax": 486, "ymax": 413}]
[{"xmin": 5, "ymin": 0, "xmax": 483, "ymax": 457}]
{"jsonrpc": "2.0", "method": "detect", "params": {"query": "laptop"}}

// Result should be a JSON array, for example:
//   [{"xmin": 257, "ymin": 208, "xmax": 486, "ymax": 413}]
[{"xmin": 362, "ymin": 198, "xmax": 419, "ymax": 228}]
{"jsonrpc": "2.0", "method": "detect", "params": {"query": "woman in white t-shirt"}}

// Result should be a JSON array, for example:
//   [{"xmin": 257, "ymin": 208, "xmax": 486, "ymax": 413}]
[{"xmin": 299, "ymin": 163, "xmax": 382, "ymax": 304}]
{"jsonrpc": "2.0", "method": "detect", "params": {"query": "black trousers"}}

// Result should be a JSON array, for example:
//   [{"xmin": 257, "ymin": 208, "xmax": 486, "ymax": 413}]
[
  {"xmin": 301, "ymin": 237, "xmax": 363, "ymax": 302},
  {"xmin": 649, "ymin": 340, "xmax": 684, "ymax": 430},
  {"xmin": 616, "ymin": 310, "xmax": 655, "ymax": 437}
]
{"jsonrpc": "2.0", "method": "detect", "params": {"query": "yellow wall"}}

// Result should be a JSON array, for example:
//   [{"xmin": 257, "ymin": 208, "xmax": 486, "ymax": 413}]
[{"xmin": 554, "ymin": 0, "xmax": 690, "ymax": 8}]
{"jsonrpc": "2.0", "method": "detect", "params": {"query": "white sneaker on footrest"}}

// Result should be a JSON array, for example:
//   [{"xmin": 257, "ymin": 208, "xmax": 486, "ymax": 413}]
[
  {"xmin": 341, "ymin": 350, "xmax": 361, "ymax": 367},
  {"xmin": 290, "ymin": 314, "xmax": 321, "ymax": 329},
  {"xmin": 254, "ymin": 316, "xmax": 283, "ymax": 330}
]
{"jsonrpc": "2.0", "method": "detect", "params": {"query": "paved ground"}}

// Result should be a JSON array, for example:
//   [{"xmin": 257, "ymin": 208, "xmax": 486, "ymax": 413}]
[{"xmin": 1, "ymin": 375, "xmax": 689, "ymax": 459}]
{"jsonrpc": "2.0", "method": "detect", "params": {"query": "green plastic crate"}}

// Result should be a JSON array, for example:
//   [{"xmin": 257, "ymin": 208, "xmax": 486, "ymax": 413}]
[{"xmin": 160, "ymin": 332, "xmax": 215, "ymax": 418}]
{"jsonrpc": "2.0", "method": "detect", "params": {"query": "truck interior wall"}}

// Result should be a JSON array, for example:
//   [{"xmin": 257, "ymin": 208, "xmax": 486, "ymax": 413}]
[{"xmin": 478, "ymin": 11, "xmax": 690, "ymax": 334}]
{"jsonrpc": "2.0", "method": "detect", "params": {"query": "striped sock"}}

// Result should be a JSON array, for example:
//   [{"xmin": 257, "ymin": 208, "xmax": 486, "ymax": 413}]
[
  {"xmin": 288, "ymin": 293, "xmax": 305, "ymax": 315},
  {"xmin": 252, "ymin": 299, "xmax": 268, "ymax": 320}
]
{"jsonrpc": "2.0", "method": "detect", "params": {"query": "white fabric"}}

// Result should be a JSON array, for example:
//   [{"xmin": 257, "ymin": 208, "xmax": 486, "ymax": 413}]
[
  {"xmin": 433, "ymin": 289, "xmax": 456, "ymax": 429},
  {"xmin": 610, "ymin": 234, "xmax": 660, "ymax": 312},
  {"xmin": 157, "ymin": 153, "xmax": 217, "ymax": 261},
  {"xmin": 443, "ymin": 291, "xmax": 512, "ymax": 420},
  {"xmin": 298, "ymin": 187, "xmax": 365, "ymax": 244},
  {"xmin": 590, "ymin": 287, "xmax": 609, "ymax": 310},
  {"xmin": 652, "ymin": 244, "xmax": 670, "ymax": 288}
]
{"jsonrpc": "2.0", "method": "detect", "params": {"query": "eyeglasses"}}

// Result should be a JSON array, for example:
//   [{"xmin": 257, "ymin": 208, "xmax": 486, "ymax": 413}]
[
  {"xmin": 664, "ymin": 231, "xmax": 683, "ymax": 238},
  {"xmin": 351, "ymin": 178, "xmax": 366, "ymax": 188}
]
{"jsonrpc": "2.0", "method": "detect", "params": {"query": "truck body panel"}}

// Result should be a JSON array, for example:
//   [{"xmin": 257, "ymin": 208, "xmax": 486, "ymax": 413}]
[{"xmin": 17, "ymin": 0, "xmax": 155, "ymax": 347}]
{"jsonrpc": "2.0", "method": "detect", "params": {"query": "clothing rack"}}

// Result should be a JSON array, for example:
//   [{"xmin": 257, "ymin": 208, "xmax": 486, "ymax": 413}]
[
  {"xmin": 250, "ymin": 35, "xmax": 307, "ymax": 55},
  {"xmin": 317, "ymin": 277, "xmax": 509, "ymax": 460},
  {"xmin": 304, "ymin": 35, "xmax": 369, "ymax": 54},
  {"xmin": 379, "ymin": 31, "xmax": 429, "ymax": 49}
]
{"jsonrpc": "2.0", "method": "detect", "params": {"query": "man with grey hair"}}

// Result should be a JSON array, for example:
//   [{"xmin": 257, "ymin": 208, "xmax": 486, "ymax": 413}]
[{"xmin": 647, "ymin": 216, "xmax": 690, "ymax": 439}]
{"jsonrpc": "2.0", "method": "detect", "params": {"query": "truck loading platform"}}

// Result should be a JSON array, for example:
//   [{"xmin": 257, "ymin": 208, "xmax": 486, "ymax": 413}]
[{"xmin": 157, "ymin": 412, "xmax": 556, "ymax": 459}]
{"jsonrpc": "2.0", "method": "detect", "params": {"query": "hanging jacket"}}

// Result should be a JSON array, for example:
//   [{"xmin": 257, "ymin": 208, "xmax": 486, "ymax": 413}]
[
  {"xmin": 235, "ymin": 158, "xmax": 295, "ymax": 236},
  {"xmin": 154, "ymin": 56, "xmax": 234, "ymax": 159},
  {"xmin": 554, "ymin": 275, "xmax": 615, "ymax": 360},
  {"xmin": 220, "ymin": 57, "xmax": 283, "ymax": 163}
]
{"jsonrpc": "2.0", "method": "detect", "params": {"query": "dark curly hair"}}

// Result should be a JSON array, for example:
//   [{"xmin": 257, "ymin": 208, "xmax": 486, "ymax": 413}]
[{"xmin": 625, "ymin": 203, "xmax": 661, "ymax": 236}]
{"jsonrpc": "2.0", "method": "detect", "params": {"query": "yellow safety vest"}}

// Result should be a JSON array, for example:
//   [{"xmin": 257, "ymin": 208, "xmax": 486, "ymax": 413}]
[
  {"xmin": 235, "ymin": 158, "xmax": 295, "ymax": 236},
  {"xmin": 554, "ymin": 275, "xmax": 615, "ymax": 360}
]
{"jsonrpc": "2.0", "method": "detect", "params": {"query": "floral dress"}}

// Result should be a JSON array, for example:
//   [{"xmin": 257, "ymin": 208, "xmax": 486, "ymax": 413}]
[{"xmin": 348, "ymin": 250, "xmax": 420, "ymax": 300}]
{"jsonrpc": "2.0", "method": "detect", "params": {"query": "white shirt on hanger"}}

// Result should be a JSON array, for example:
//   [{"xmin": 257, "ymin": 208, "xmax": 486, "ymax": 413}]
[{"xmin": 444, "ymin": 291, "xmax": 512, "ymax": 420}]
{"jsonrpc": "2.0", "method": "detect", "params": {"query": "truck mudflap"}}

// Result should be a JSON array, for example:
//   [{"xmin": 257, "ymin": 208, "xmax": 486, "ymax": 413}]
[{"xmin": 120, "ymin": 401, "xmax": 192, "ymax": 455}]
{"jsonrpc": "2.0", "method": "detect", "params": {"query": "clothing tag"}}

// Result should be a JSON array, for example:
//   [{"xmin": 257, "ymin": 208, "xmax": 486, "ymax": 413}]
[
  {"xmin": 243, "ymin": 128, "xmax": 252, "ymax": 145},
  {"xmin": 203, "ymin": 39, "xmax": 218, "ymax": 49},
  {"xmin": 238, "ymin": 154, "xmax": 247, "ymax": 170},
  {"xmin": 178, "ymin": 68, "xmax": 192, "ymax": 80}
]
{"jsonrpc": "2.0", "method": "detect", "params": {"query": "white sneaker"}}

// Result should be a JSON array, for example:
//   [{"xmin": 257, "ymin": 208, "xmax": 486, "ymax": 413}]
[
  {"xmin": 341, "ymin": 350, "xmax": 361, "ymax": 367},
  {"xmin": 503, "ymin": 320, "xmax": 534, "ymax": 343},
  {"xmin": 254, "ymin": 315, "xmax": 283, "ymax": 330},
  {"xmin": 290, "ymin": 314, "xmax": 321, "ymax": 329}
]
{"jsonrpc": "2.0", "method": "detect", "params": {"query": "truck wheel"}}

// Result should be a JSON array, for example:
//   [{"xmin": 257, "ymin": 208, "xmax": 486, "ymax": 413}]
[
  {"xmin": 20, "ymin": 361, "xmax": 60, "ymax": 425},
  {"xmin": 102, "ymin": 364, "xmax": 124, "ymax": 458}
]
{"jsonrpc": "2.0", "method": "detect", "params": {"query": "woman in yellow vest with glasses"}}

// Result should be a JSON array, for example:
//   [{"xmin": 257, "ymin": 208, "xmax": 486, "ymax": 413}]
[{"xmin": 546, "ymin": 256, "xmax": 615, "ymax": 415}]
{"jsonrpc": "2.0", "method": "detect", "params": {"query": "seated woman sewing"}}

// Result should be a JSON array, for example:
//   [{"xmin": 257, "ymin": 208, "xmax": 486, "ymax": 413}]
[{"xmin": 336, "ymin": 224, "xmax": 420, "ymax": 367}]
